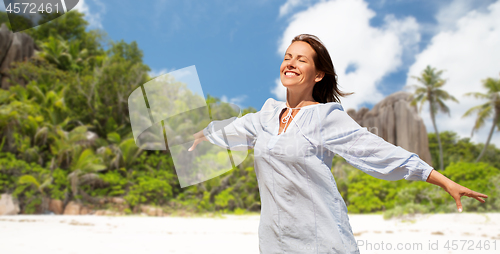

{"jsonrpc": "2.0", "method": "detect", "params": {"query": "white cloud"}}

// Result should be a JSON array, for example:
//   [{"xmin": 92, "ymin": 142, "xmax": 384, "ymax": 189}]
[
  {"xmin": 434, "ymin": 0, "xmax": 497, "ymax": 32},
  {"xmin": 435, "ymin": 0, "xmax": 474, "ymax": 32},
  {"xmin": 221, "ymin": 95, "xmax": 248, "ymax": 110},
  {"xmin": 279, "ymin": 0, "xmax": 314, "ymax": 17},
  {"xmin": 148, "ymin": 68, "xmax": 175, "ymax": 78},
  {"xmin": 406, "ymin": 0, "xmax": 500, "ymax": 147},
  {"xmin": 274, "ymin": 0, "xmax": 420, "ymax": 109},
  {"xmin": 73, "ymin": 0, "xmax": 105, "ymax": 29},
  {"xmin": 272, "ymin": 78, "xmax": 287, "ymax": 101}
]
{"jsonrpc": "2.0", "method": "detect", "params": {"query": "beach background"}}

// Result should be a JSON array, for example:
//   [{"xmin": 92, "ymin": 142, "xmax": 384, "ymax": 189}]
[
  {"xmin": 1, "ymin": 1, "xmax": 500, "ymax": 254},
  {"xmin": 2, "ymin": 213, "xmax": 500, "ymax": 254}
]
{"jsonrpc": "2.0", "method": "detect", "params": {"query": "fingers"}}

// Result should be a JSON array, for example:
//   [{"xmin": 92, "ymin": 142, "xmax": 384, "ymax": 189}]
[
  {"xmin": 193, "ymin": 130, "xmax": 204, "ymax": 139},
  {"xmin": 188, "ymin": 139, "xmax": 199, "ymax": 152},
  {"xmin": 453, "ymin": 188, "xmax": 489, "ymax": 212},
  {"xmin": 466, "ymin": 191, "xmax": 488, "ymax": 203},
  {"xmin": 475, "ymin": 197, "xmax": 486, "ymax": 203},
  {"xmin": 454, "ymin": 196, "xmax": 463, "ymax": 213},
  {"xmin": 188, "ymin": 131, "xmax": 204, "ymax": 152}
]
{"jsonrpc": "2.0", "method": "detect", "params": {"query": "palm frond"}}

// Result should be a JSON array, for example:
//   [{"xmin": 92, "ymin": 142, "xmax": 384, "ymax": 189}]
[
  {"xmin": 464, "ymin": 92, "xmax": 488, "ymax": 100},
  {"xmin": 436, "ymin": 99, "xmax": 451, "ymax": 115}
]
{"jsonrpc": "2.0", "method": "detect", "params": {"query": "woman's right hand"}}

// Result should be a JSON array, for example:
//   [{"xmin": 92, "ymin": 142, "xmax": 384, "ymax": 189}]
[{"xmin": 188, "ymin": 130, "xmax": 208, "ymax": 151}]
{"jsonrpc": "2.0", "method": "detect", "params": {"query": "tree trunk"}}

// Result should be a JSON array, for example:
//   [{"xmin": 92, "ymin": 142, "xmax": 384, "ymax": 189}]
[
  {"xmin": 41, "ymin": 196, "xmax": 50, "ymax": 214},
  {"xmin": 430, "ymin": 104, "xmax": 444, "ymax": 170},
  {"xmin": 476, "ymin": 113, "xmax": 499, "ymax": 162},
  {"xmin": 80, "ymin": 190, "xmax": 103, "ymax": 204}
]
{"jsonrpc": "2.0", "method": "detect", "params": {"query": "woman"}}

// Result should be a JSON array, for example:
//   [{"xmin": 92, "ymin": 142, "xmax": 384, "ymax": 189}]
[{"xmin": 189, "ymin": 34, "xmax": 488, "ymax": 254}]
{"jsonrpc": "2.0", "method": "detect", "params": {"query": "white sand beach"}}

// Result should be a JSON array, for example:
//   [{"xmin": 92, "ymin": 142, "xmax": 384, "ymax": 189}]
[{"xmin": 1, "ymin": 213, "xmax": 499, "ymax": 254}]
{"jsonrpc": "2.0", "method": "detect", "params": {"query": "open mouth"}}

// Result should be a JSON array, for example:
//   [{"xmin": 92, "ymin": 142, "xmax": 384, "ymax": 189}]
[{"xmin": 284, "ymin": 71, "xmax": 299, "ymax": 77}]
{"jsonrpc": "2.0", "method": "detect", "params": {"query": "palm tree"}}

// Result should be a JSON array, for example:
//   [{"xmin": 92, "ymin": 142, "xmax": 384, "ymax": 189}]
[
  {"xmin": 18, "ymin": 174, "xmax": 53, "ymax": 213},
  {"xmin": 67, "ymin": 147, "xmax": 107, "ymax": 203},
  {"xmin": 462, "ymin": 75, "xmax": 500, "ymax": 162},
  {"xmin": 37, "ymin": 35, "xmax": 73, "ymax": 70},
  {"xmin": 97, "ymin": 134, "xmax": 144, "ymax": 176},
  {"xmin": 409, "ymin": 66, "xmax": 459, "ymax": 170}
]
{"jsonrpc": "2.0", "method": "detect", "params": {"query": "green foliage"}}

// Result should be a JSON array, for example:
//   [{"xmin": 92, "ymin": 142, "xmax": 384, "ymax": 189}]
[
  {"xmin": 119, "ymin": 151, "xmax": 177, "ymax": 207},
  {"xmin": 384, "ymin": 161, "xmax": 500, "ymax": 218},
  {"xmin": 62, "ymin": 39, "xmax": 150, "ymax": 138},
  {"xmin": 0, "ymin": 8, "xmax": 265, "ymax": 215},
  {"xmin": 0, "ymin": 11, "xmax": 34, "ymax": 31},
  {"xmin": 333, "ymin": 157, "xmax": 403, "ymax": 213},
  {"xmin": 331, "ymin": 156, "xmax": 500, "ymax": 218},
  {"xmin": 442, "ymin": 162, "xmax": 500, "ymax": 212},
  {"xmin": 30, "ymin": 11, "xmax": 106, "ymax": 69},
  {"xmin": 428, "ymin": 131, "xmax": 500, "ymax": 169},
  {"xmin": 345, "ymin": 171, "xmax": 399, "ymax": 213},
  {"xmin": 462, "ymin": 75, "xmax": 500, "ymax": 162},
  {"xmin": 197, "ymin": 191, "xmax": 215, "ymax": 211},
  {"xmin": 215, "ymin": 187, "xmax": 235, "ymax": 210},
  {"xmin": 409, "ymin": 65, "xmax": 458, "ymax": 170},
  {"xmin": 383, "ymin": 203, "xmax": 430, "ymax": 219},
  {"xmin": 18, "ymin": 174, "xmax": 52, "ymax": 195},
  {"xmin": 38, "ymin": 35, "xmax": 90, "ymax": 71},
  {"xmin": 125, "ymin": 174, "xmax": 173, "ymax": 207},
  {"xmin": 49, "ymin": 168, "xmax": 69, "ymax": 200},
  {"xmin": 4, "ymin": 7, "xmax": 497, "ymax": 217},
  {"xmin": 0, "ymin": 152, "xmax": 56, "ymax": 213}
]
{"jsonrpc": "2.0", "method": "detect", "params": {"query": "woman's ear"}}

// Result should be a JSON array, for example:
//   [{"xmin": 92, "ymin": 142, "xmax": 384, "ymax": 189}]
[{"xmin": 315, "ymin": 71, "xmax": 325, "ymax": 82}]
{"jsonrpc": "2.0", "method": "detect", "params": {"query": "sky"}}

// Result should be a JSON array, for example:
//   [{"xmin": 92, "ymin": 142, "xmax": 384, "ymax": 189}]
[{"xmin": 3, "ymin": 0, "xmax": 500, "ymax": 147}]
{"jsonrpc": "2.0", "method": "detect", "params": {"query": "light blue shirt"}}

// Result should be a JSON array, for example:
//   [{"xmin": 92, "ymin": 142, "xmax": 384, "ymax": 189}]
[{"xmin": 204, "ymin": 98, "xmax": 434, "ymax": 254}]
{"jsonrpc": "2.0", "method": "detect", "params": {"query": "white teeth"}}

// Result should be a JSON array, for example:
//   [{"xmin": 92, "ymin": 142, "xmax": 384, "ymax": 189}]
[{"xmin": 285, "ymin": 72, "xmax": 297, "ymax": 76}]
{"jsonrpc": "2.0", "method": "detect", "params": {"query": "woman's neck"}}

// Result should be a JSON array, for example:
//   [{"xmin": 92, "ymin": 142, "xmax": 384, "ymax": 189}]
[{"xmin": 286, "ymin": 89, "xmax": 319, "ymax": 108}]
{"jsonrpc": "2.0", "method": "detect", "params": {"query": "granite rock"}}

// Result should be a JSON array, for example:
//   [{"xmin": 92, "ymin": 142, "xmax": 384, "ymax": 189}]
[
  {"xmin": 63, "ymin": 201, "xmax": 82, "ymax": 215},
  {"xmin": 346, "ymin": 91, "xmax": 433, "ymax": 166},
  {"xmin": 0, "ymin": 194, "xmax": 20, "ymax": 215},
  {"xmin": 48, "ymin": 199, "xmax": 64, "ymax": 215},
  {"xmin": 0, "ymin": 23, "xmax": 37, "ymax": 89}
]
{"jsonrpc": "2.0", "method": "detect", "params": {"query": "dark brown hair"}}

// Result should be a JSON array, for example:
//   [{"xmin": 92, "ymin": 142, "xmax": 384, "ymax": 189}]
[{"xmin": 291, "ymin": 34, "xmax": 353, "ymax": 103}]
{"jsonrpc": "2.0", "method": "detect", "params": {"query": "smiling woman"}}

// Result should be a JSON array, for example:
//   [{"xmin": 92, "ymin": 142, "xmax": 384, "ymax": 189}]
[
  {"xmin": 282, "ymin": 34, "xmax": 352, "ymax": 106},
  {"xmin": 189, "ymin": 34, "xmax": 488, "ymax": 254}
]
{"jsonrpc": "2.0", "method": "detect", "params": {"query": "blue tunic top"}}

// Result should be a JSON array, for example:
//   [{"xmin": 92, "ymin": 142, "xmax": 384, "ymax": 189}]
[{"xmin": 203, "ymin": 98, "xmax": 434, "ymax": 254}]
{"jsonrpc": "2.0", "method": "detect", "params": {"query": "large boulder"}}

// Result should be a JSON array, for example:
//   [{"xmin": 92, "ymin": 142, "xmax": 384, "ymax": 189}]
[
  {"xmin": 346, "ymin": 91, "xmax": 433, "ymax": 166},
  {"xmin": 0, "ymin": 23, "xmax": 37, "ymax": 89},
  {"xmin": 0, "ymin": 193, "xmax": 20, "ymax": 215},
  {"xmin": 63, "ymin": 201, "xmax": 82, "ymax": 215},
  {"xmin": 140, "ymin": 205, "xmax": 163, "ymax": 217},
  {"xmin": 48, "ymin": 199, "xmax": 64, "ymax": 215},
  {"xmin": 0, "ymin": 24, "xmax": 14, "ymax": 64},
  {"xmin": 80, "ymin": 206, "xmax": 91, "ymax": 215},
  {"xmin": 110, "ymin": 197, "xmax": 125, "ymax": 204}
]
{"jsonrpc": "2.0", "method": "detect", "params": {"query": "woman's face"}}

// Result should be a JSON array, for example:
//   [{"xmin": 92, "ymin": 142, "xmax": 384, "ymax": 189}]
[{"xmin": 280, "ymin": 41, "xmax": 324, "ymax": 90}]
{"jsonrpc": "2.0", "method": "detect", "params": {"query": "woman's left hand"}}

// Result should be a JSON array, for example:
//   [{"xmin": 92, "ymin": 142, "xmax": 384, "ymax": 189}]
[
  {"xmin": 426, "ymin": 169, "xmax": 488, "ymax": 212},
  {"xmin": 188, "ymin": 130, "xmax": 208, "ymax": 152},
  {"xmin": 445, "ymin": 181, "xmax": 488, "ymax": 212}
]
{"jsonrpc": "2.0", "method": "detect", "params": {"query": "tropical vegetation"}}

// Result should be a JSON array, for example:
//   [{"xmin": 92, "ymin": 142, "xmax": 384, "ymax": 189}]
[
  {"xmin": 409, "ymin": 65, "xmax": 459, "ymax": 170},
  {"xmin": 463, "ymin": 75, "xmax": 500, "ymax": 162},
  {"xmin": 0, "ymin": 11, "xmax": 498, "ymax": 217}
]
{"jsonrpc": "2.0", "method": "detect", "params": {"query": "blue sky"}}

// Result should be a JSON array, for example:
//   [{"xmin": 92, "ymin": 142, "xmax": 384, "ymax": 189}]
[
  {"xmin": 3, "ymin": 0, "xmax": 500, "ymax": 146},
  {"xmin": 71, "ymin": 0, "xmax": 482, "ymax": 109}
]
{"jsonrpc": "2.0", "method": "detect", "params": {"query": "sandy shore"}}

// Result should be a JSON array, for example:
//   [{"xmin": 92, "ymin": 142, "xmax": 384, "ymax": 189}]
[{"xmin": 1, "ymin": 213, "xmax": 499, "ymax": 254}]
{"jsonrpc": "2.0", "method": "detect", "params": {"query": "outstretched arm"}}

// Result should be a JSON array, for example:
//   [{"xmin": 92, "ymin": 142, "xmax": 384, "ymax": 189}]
[
  {"xmin": 425, "ymin": 169, "xmax": 488, "ymax": 212},
  {"xmin": 319, "ymin": 106, "xmax": 489, "ymax": 212}
]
